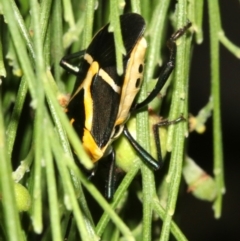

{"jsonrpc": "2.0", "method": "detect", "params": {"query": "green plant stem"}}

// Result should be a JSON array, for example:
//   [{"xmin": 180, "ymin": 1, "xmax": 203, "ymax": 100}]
[
  {"xmin": 52, "ymin": 0, "xmax": 64, "ymax": 87},
  {"xmin": 82, "ymin": 0, "xmax": 95, "ymax": 48},
  {"xmin": 207, "ymin": 0, "xmax": 225, "ymax": 218},
  {"xmin": 137, "ymin": 64, "xmax": 153, "ymax": 241},
  {"xmin": 62, "ymin": 0, "xmax": 75, "ymax": 28},
  {"xmin": 63, "ymin": 13, "xmax": 85, "ymax": 49},
  {"xmin": 160, "ymin": 1, "xmax": 190, "ymax": 240},
  {"xmin": 65, "ymin": 160, "xmax": 135, "ymax": 241},
  {"xmin": 9, "ymin": 0, "xmax": 35, "ymax": 59},
  {"xmin": 2, "ymin": 0, "xmax": 36, "ymax": 96},
  {"xmin": 136, "ymin": 1, "xmax": 171, "ymax": 240},
  {"xmin": 31, "ymin": 0, "xmax": 46, "ymax": 232},
  {"xmin": 152, "ymin": 197, "xmax": 188, "ymax": 241},
  {"xmin": 193, "ymin": 99, "xmax": 213, "ymax": 133},
  {"xmin": 146, "ymin": 0, "xmax": 171, "ymax": 82},
  {"xmin": 44, "ymin": 115, "xmax": 95, "ymax": 240},
  {"xmin": 131, "ymin": 0, "xmax": 141, "ymax": 13},
  {"xmin": 44, "ymin": 120, "xmax": 62, "ymax": 241},
  {"xmin": 194, "ymin": 0, "xmax": 204, "ymax": 44},
  {"xmin": 6, "ymin": 78, "xmax": 28, "ymax": 158},
  {"xmin": 12, "ymin": 147, "xmax": 34, "ymax": 182},
  {"xmin": 6, "ymin": 0, "xmax": 53, "ymax": 160},
  {"xmin": 0, "ymin": 100, "xmax": 24, "ymax": 241},
  {"xmin": 96, "ymin": 162, "xmax": 140, "ymax": 235},
  {"xmin": 0, "ymin": 17, "xmax": 6, "ymax": 77},
  {"xmin": 51, "ymin": 133, "xmax": 92, "ymax": 241},
  {"xmin": 218, "ymin": 31, "xmax": 240, "ymax": 58},
  {"xmin": 40, "ymin": 0, "xmax": 53, "ymax": 42},
  {"xmin": 110, "ymin": 0, "xmax": 126, "ymax": 75}
]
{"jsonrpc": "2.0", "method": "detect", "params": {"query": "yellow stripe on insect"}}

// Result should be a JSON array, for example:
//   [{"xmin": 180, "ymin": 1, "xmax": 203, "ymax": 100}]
[
  {"xmin": 84, "ymin": 53, "xmax": 94, "ymax": 64},
  {"xmin": 99, "ymin": 69, "xmax": 121, "ymax": 93},
  {"xmin": 82, "ymin": 128, "xmax": 104, "ymax": 162},
  {"xmin": 83, "ymin": 61, "xmax": 99, "ymax": 130}
]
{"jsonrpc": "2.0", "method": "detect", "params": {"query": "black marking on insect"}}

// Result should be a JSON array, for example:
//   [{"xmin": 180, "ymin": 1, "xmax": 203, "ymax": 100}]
[{"xmin": 60, "ymin": 13, "xmax": 191, "ymax": 199}]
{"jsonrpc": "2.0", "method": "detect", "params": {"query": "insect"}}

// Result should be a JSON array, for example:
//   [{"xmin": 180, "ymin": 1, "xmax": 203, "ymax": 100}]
[{"xmin": 60, "ymin": 13, "xmax": 191, "ymax": 199}]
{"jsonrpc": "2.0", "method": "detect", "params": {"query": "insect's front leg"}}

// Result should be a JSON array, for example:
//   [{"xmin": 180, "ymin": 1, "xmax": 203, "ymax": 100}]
[
  {"xmin": 132, "ymin": 21, "xmax": 192, "ymax": 111},
  {"xmin": 60, "ymin": 50, "xmax": 86, "ymax": 75}
]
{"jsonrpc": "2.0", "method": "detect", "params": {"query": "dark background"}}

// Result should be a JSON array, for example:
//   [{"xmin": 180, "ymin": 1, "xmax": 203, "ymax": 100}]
[{"xmin": 179, "ymin": 1, "xmax": 240, "ymax": 240}]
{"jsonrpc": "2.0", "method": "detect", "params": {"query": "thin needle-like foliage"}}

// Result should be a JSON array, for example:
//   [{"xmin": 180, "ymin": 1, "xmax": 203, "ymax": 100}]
[{"xmin": 0, "ymin": 0, "xmax": 234, "ymax": 240}]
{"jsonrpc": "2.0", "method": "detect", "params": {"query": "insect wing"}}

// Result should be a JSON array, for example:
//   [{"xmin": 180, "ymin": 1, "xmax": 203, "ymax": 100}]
[
  {"xmin": 67, "ymin": 13, "xmax": 146, "ymax": 161},
  {"xmin": 87, "ymin": 13, "xmax": 146, "ymax": 67}
]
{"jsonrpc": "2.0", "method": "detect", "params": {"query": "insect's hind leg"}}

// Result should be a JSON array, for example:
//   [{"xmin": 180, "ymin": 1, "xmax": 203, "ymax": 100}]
[
  {"xmin": 123, "ymin": 125, "xmax": 161, "ymax": 170},
  {"xmin": 126, "ymin": 23, "xmax": 191, "ymax": 171},
  {"xmin": 122, "ymin": 115, "xmax": 185, "ymax": 173}
]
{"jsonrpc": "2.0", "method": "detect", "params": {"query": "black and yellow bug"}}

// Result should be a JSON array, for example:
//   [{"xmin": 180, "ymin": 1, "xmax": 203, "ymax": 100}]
[{"xmin": 60, "ymin": 13, "xmax": 191, "ymax": 199}]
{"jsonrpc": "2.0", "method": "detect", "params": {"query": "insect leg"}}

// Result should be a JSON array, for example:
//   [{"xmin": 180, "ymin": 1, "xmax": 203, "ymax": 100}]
[
  {"xmin": 60, "ymin": 50, "xmax": 86, "ymax": 75},
  {"xmin": 123, "ymin": 125, "xmax": 161, "ymax": 170},
  {"xmin": 153, "ymin": 116, "xmax": 185, "ymax": 163},
  {"xmin": 133, "ymin": 21, "xmax": 191, "ymax": 111},
  {"xmin": 105, "ymin": 151, "xmax": 116, "ymax": 200}
]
